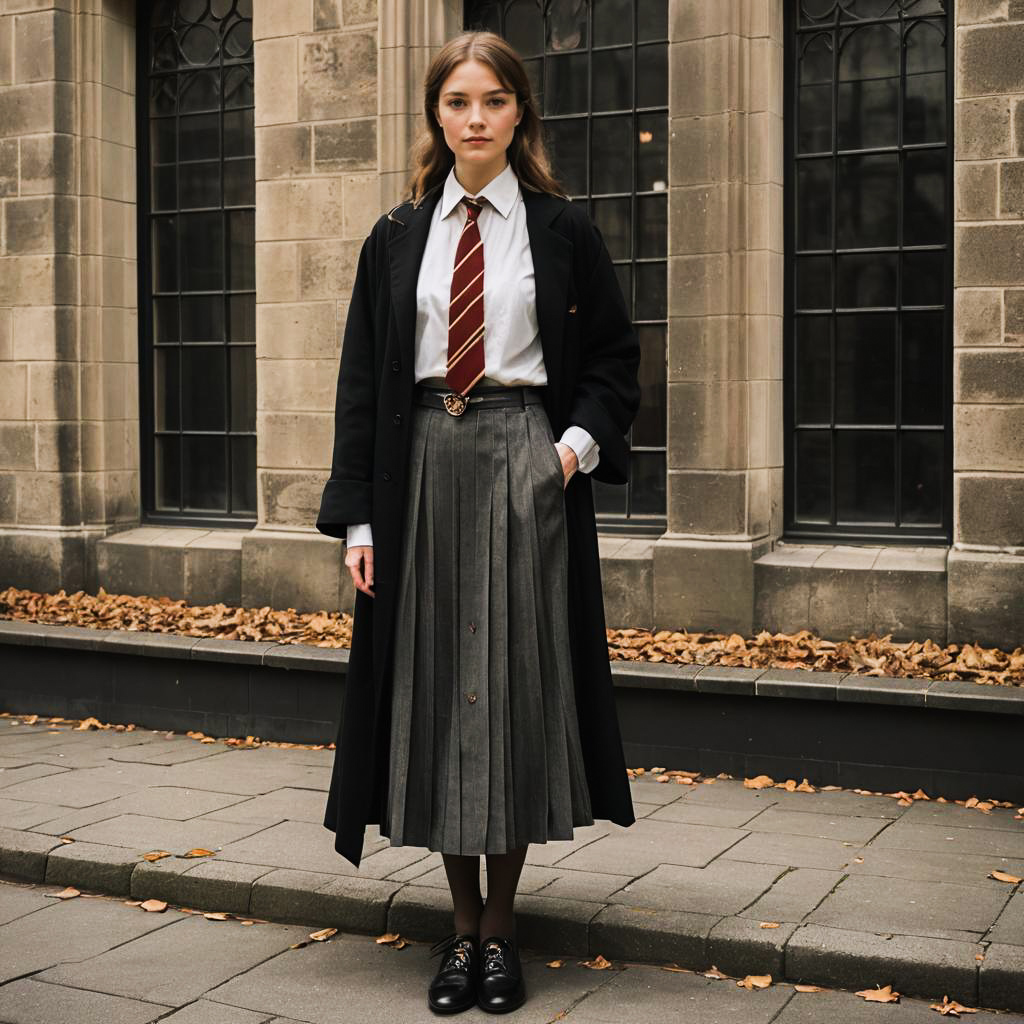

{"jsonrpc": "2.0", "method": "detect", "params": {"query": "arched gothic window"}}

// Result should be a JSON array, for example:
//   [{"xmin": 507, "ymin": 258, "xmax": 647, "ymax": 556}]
[
  {"xmin": 784, "ymin": 0, "xmax": 952, "ymax": 540},
  {"xmin": 138, "ymin": 0, "xmax": 256, "ymax": 523},
  {"xmin": 465, "ymin": 0, "xmax": 668, "ymax": 531}
]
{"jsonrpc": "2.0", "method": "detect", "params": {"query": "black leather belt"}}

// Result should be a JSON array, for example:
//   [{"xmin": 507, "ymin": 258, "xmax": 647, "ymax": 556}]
[{"xmin": 415, "ymin": 384, "xmax": 544, "ymax": 416}]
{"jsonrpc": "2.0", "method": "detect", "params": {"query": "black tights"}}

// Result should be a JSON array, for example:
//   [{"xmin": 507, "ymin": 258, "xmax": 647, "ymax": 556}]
[{"xmin": 441, "ymin": 845, "xmax": 528, "ymax": 940}]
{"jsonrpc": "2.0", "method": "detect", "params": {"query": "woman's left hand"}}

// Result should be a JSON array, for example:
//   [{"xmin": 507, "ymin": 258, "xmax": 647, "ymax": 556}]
[{"xmin": 554, "ymin": 442, "xmax": 578, "ymax": 489}]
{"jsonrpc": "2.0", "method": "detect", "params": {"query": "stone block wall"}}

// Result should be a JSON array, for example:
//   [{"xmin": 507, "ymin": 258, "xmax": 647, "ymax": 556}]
[
  {"xmin": 949, "ymin": 0, "xmax": 1024, "ymax": 646},
  {"xmin": 0, "ymin": 0, "xmax": 137, "ymax": 592}
]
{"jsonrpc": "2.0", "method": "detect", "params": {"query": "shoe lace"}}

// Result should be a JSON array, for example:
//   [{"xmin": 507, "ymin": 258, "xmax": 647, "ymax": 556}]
[
  {"xmin": 481, "ymin": 939, "xmax": 507, "ymax": 973},
  {"xmin": 428, "ymin": 932, "xmax": 474, "ymax": 973}
]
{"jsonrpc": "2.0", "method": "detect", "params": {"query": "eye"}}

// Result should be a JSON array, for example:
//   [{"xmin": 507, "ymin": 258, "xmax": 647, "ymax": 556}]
[
  {"xmin": 448, "ymin": 98, "xmax": 464, "ymax": 108},
  {"xmin": 488, "ymin": 97, "xmax": 507, "ymax": 106}
]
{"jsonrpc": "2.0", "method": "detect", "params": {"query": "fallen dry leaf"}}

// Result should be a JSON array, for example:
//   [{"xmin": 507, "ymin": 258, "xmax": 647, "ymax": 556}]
[
  {"xmin": 929, "ymin": 994, "xmax": 979, "ymax": 1016},
  {"xmin": 181, "ymin": 848, "xmax": 215, "ymax": 858},
  {"xmin": 546, "ymin": 959, "xmax": 564, "ymax": 968},
  {"xmin": 46, "ymin": 886, "xmax": 80, "ymax": 900},
  {"xmin": 203, "ymin": 912, "xmax": 231, "ymax": 921},
  {"xmin": 58, "ymin": 837, "xmax": 73, "ymax": 844},
  {"xmin": 759, "ymin": 922, "xmax": 780, "ymax": 929},
  {"xmin": 737, "ymin": 974, "xmax": 772, "ymax": 990},
  {"xmin": 661, "ymin": 965, "xmax": 693, "ymax": 974},
  {"xmin": 744, "ymin": 775, "xmax": 775, "ymax": 789},
  {"xmin": 376, "ymin": 932, "xmax": 401, "ymax": 944},
  {"xmin": 139, "ymin": 899, "xmax": 168, "ymax": 913},
  {"xmin": 857, "ymin": 984, "xmax": 900, "ymax": 1003},
  {"xmin": 702, "ymin": 966, "xmax": 730, "ymax": 980},
  {"xmin": 142, "ymin": 851, "xmax": 172, "ymax": 862},
  {"xmin": 989, "ymin": 870, "xmax": 1022, "ymax": 884},
  {"xmin": 580, "ymin": 954, "xmax": 613, "ymax": 970},
  {"xmin": 309, "ymin": 927, "xmax": 337, "ymax": 941},
  {"xmin": 793, "ymin": 983, "xmax": 826, "ymax": 992}
]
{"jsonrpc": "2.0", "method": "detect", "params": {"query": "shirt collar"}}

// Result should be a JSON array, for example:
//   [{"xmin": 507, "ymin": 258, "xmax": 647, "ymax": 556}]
[{"xmin": 439, "ymin": 162, "xmax": 520, "ymax": 221}]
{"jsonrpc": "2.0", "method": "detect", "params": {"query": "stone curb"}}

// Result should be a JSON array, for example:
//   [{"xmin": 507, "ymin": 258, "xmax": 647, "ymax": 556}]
[
  {"xmin": 2, "ymin": 618, "xmax": 1023, "ymax": 713},
  {"xmin": 0, "ymin": 833, "xmax": 1020, "ymax": 1014}
]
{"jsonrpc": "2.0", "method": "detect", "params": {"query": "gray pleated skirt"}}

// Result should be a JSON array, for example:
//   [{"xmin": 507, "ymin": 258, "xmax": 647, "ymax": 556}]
[{"xmin": 380, "ymin": 377, "xmax": 595, "ymax": 855}]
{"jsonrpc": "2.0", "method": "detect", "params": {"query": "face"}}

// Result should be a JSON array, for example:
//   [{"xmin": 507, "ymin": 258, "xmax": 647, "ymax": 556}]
[{"xmin": 435, "ymin": 58, "xmax": 522, "ymax": 174}]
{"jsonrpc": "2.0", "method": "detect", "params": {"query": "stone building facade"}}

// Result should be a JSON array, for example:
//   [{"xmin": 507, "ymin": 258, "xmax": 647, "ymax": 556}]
[{"xmin": 0, "ymin": 0, "xmax": 1021, "ymax": 649}]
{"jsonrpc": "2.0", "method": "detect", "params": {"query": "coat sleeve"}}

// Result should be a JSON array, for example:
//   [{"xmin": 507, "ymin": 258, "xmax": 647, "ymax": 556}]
[
  {"xmin": 315, "ymin": 222, "xmax": 382, "ymax": 539},
  {"xmin": 567, "ymin": 214, "xmax": 642, "ymax": 486}
]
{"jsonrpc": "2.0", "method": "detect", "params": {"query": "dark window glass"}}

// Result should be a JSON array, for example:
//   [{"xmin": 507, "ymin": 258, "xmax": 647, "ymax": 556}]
[
  {"xmin": 785, "ymin": 0, "xmax": 951, "ymax": 541},
  {"xmin": 468, "ymin": 0, "xmax": 668, "ymax": 530},
  {"xmin": 140, "ymin": 0, "xmax": 256, "ymax": 523}
]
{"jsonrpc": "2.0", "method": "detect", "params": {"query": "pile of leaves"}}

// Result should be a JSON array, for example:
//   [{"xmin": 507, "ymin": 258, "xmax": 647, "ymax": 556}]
[{"xmin": 2, "ymin": 585, "xmax": 1022, "ymax": 687}]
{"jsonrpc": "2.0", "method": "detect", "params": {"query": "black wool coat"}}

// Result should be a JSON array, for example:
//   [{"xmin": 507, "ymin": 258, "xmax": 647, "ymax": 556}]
[{"xmin": 315, "ymin": 181, "xmax": 642, "ymax": 869}]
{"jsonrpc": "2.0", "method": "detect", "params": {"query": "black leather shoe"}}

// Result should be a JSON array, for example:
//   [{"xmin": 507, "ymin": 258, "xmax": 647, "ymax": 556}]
[
  {"xmin": 427, "ymin": 932, "xmax": 478, "ymax": 1015},
  {"xmin": 477, "ymin": 935, "xmax": 526, "ymax": 1014}
]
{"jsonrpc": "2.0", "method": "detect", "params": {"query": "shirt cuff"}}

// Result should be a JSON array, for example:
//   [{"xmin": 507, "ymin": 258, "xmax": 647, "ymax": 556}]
[
  {"xmin": 346, "ymin": 523, "xmax": 374, "ymax": 548},
  {"xmin": 557, "ymin": 425, "xmax": 601, "ymax": 474}
]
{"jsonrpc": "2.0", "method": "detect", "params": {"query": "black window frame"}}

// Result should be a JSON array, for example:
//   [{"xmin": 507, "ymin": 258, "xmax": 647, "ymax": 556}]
[
  {"xmin": 464, "ymin": 0, "xmax": 668, "ymax": 537},
  {"xmin": 136, "ymin": 0, "xmax": 257, "ymax": 529},
  {"xmin": 782, "ymin": 0, "xmax": 954, "ymax": 544}
]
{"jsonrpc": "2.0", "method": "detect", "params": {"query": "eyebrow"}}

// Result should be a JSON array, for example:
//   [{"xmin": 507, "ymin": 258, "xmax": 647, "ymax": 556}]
[{"xmin": 441, "ymin": 88, "xmax": 511, "ymax": 98}]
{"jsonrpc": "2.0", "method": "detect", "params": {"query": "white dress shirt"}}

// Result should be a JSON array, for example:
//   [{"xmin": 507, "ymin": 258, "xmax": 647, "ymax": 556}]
[{"xmin": 346, "ymin": 162, "xmax": 599, "ymax": 549}]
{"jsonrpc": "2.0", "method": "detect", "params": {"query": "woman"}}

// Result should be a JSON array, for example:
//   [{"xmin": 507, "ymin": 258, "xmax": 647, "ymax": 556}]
[{"xmin": 315, "ymin": 30, "xmax": 640, "ymax": 1016}]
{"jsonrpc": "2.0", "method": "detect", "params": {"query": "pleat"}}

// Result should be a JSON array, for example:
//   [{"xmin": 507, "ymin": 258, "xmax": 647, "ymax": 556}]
[{"xmin": 382, "ymin": 392, "xmax": 594, "ymax": 855}]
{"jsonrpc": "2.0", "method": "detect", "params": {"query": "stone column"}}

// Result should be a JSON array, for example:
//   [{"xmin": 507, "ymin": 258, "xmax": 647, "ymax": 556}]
[
  {"xmin": 652, "ymin": 0, "xmax": 784, "ymax": 633},
  {"xmin": 949, "ymin": 1, "xmax": 1024, "ymax": 647},
  {"xmin": 243, "ymin": 0, "xmax": 379, "ymax": 612},
  {"xmin": 0, "ymin": 0, "xmax": 138, "ymax": 593}
]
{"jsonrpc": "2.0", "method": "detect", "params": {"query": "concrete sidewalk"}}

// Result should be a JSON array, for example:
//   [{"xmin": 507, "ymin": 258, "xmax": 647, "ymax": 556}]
[{"xmin": 0, "ymin": 719, "xmax": 1022, "ymax": 1014}]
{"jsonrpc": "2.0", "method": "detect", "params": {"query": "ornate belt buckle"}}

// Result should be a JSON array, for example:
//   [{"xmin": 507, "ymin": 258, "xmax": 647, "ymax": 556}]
[{"xmin": 442, "ymin": 392, "xmax": 468, "ymax": 416}]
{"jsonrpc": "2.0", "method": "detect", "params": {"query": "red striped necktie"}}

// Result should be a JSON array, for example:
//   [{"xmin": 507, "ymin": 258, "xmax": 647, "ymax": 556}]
[{"xmin": 445, "ymin": 196, "xmax": 486, "ymax": 398}]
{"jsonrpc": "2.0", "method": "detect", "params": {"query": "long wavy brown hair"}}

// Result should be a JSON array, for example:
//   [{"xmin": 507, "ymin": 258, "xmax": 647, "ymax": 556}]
[{"xmin": 405, "ymin": 31, "xmax": 566, "ymax": 206}]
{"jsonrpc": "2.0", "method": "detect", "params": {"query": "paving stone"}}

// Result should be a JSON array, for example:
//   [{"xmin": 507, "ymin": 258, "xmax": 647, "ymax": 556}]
[
  {"xmin": 680, "ymin": 779, "xmax": 779, "ymax": 811},
  {"xmin": 354, "ymin": 842, "xmax": 438, "ymax": 881},
  {"xmin": 606, "ymin": 860, "xmax": 782, "ymax": 916},
  {"xmin": 870, "ymin": 822, "xmax": 1024, "ymax": 859},
  {"xmin": 45, "ymin": 839, "xmax": 140, "ymax": 895},
  {"xmin": 0, "ymin": 824, "xmax": 65, "ymax": 881},
  {"xmin": 382, "ymin": 848, "xmax": 443, "ymax": 882},
  {"xmin": 0, "ymin": 768, "xmax": 140, "ymax": 808},
  {"xmin": 194, "ymin": 786, "xmax": 326, "ymax": 825},
  {"xmin": 0, "ymin": 795, "xmax": 63, "ymax": 829},
  {"xmin": 523, "ymin": 819, "xmax": 620, "ymax": 867},
  {"xmin": 0, "ymin": 896, "xmax": 177, "ymax": 983},
  {"xmin": 628, "ymin": 777, "xmax": 691, "ymax": 806},
  {"xmin": 987, "ymin": 893, "xmax": 1024, "ymax": 946},
  {"xmin": 736, "ymin": 866, "xmax": 843, "ymax": 924},
  {"xmin": 846, "ymin": 846, "xmax": 1024, "ymax": 887},
  {"xmin": 0, "ymin": 978, "xmax": 170, "ymax": 1024},
  {"xmin": 0, "ymin": 881, "xmax": 55, "ymax": 924},
  {"xmin": 562, "ymin": 957, "xmax": 791, "ymax": 1024},
  {"xmin": 898, "ymin": 800, "xmax": 1024, "ymax": 832},
  {"xmin": 33, "ymin": 786, "xmax": 251, "ymax": 836},
  {"xmin": 786, "ymin": 923, "xmax": 981, "ymax": 1006},
  {"xmin": 980, "ymin": 943, "xmax": 1024, "ymax": 1013},
  {"xmin": 312, "ymin": 873, "xmax": 403, "ymax": 934},
  {"xmin": 807, "ymin": 874, "xmax": 1006, "ymax": 942},
  {"xmin": 740, "ymin": 807, "xmax": 889, "ymax": 843},
  {"xmin": 706, "ymin": 914, "xmax": 800, "ymax": 979},
  {"xmin": 163, "ymin": 751, "xmax": 330, "ymax": 796},
  {"xmin": 514, "ymin": 892, "xmax": 604, "ymax": 956},
  {"xmin": 773, "ymin": 988, "xmax": 994, "ymax": 1023},
  {"xmin": 62, "ymin": 813, "xmax": 266, "ymax": 854},
  {"xmin": 206, "ymin": 928, "xmax": 613, "ymax": 1024},
  {"xmin": 110, "ymin": 738, "xmax": 230, "ymax": 766},
  {"xmin": 589, "ymin": 903, "xmax": 720, "ymax": 966},
  {"xmin": 216, "ymin": 819, "xmax": 370, "ymax": 875},
  {"xmin": 147, "ymin": 859, "xmax": 275, "ymax": 915},
  {"xmin": 646, "ymin": 800, "xmax": 761, "ymax": 828},
  {"xmin": 148, "ymin": 1000, "xmax": 270, "ymax": 1023},
  {"xmin": 528, "ymin": 867, "xmax": 636, "ymax": 903},
  {"xmin": 719, "ymin": 831, "xmax": 864, "ymax": 870},
  {"xmin": 766, "ymin": 788, "xmax": 905, "ymax": 818},
  {"xmin": 555, "ymin": 818, "xmax": 748, "ymax": 874},
  {"xmin": 0, "ymin": 763, "xmax": 69, "ymax": 790},
  {"xmin": 36, "ymin": 913, "xmax": 309, "ymax": 1007}
]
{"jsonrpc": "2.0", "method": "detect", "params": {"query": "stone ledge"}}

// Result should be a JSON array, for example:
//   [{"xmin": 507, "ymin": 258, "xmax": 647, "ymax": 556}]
[{"xmin": 1, "ymin": 618, "xmax": 1021, "ymax": 713}]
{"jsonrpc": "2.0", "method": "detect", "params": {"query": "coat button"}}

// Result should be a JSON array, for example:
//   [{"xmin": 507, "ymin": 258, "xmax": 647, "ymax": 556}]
[
  {"xmin": 466, "ymin": 692, "xmax": 477, "ymax": 704},
  {"xmin": 468, "ymin": 622, "xmax": 476, "ymax": 633},
  {"xmin": 393, "ymin": 413, "xmax": 401, "ymax": 424},
  {"xmin": 568, "ymin": 304, "xmax": 577, "ymax": 314},
  {"xmin": 383, "ymin": 471, "xmax": 391, "ymax": 481},
  {"xmin": 392, "ymin": 360, "xmax": 400, "ymax": 372}
]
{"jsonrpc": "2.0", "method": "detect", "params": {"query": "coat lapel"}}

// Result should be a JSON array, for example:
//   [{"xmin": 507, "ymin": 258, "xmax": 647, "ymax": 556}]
[
  {"xmin": 388, "ymin": 185, "xmax": 443, "ymax": 376},
  {"xmin": 522, "ymin": 187, "xmax": 573, "ymax": 396}
]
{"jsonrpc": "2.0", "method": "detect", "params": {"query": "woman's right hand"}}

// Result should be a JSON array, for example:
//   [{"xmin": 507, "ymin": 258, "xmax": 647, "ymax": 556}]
[{"xmin": 345, "ymin": 545, "xmax": 374, "ymax": 597}]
